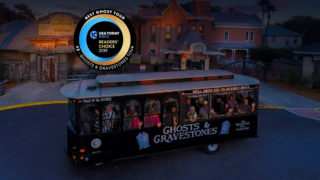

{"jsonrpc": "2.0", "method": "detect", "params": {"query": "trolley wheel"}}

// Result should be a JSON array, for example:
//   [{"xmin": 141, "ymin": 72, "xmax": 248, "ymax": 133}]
[{"xmin": 203, "ymin": 143, "xmax": 220, "ymax": 154}]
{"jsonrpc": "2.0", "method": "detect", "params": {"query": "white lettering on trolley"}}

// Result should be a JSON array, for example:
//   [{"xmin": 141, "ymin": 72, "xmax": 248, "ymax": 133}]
[{"xmin": 153, "ymin": 122, "xmax": 218, "ymax": 144}]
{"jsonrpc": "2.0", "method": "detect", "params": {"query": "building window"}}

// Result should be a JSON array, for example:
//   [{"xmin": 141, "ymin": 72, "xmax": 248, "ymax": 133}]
[
  {"xmin": 144, "ymin": 98, "xmax": 161, "ymax": 128},
  {"xmin": 150, "ymin": 24, "xmax": 156, "ymax": 43},
  {"xmin": 250, "ymin": 32, "xmax": 254, "ymax": 41},
  {"xmin": 245, "ymin": 32, "xmax": 249, "ymax": 41},
  {"xmin": 192, "ymin": 25, "xmax": 196, "ymax": 31},
  {"xmin": 224, "ymin": 31, "xmax": 229, "ymax": 41},
  {"xmin": 199, "ymin": 25, "xmax": 205, "ymax": 39},
  {"xmin": 166, "ymin": 24, "xmax": 171, "ymax": 42},
  {"xmin": 177, "ymin": 24, "xmax": 182, "ymax": 40}
]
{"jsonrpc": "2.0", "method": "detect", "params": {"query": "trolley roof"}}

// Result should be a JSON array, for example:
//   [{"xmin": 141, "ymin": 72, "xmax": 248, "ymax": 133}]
[{"xmin": 60, "ymin": 70, "xmax": 260, "ymax": 99}]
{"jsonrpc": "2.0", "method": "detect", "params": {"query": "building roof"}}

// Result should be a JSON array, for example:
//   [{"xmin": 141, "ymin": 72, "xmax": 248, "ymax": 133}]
[
  {"xmin": 169, "ymin": 29, "xmax": 206, "ymax": 51},
  {"xmin": 294, "ymin": 41, "xmax": 320, "ymax": 55},
  {"xmin": 211, "ymin": 41, "xmax": 257, "ymax": 49},
  {"xmin": 263, "ymin": 25, "xmax": 303, "ymax": 37},
  {"xmin": 0, "ymin": 20, "xmax": 38, "ymax": 50},
  {"xmin": 61, "ymin": 70, "xmax": 260, "ymax": 99},
  {"xmin": 211, "ymin": 12, "xmax": 262, "ymax": 27}
]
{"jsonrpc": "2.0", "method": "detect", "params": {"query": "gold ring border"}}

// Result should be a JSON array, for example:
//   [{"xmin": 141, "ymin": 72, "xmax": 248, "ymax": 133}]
[{"xmin": 80, "ymin": 13, "xmax": 131, "ymax": 66}]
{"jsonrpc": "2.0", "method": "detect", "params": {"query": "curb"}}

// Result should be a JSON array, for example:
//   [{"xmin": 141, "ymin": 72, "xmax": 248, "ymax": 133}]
[{"xmin": 0, "ymin": 101, "xmax": 318, "ymax": 112}]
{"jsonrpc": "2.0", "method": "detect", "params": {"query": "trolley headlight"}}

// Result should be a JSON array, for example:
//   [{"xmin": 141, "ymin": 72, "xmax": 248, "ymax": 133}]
[{"xmin": 91, "ymin": 138, "xmax": 102, "ymax": 149}]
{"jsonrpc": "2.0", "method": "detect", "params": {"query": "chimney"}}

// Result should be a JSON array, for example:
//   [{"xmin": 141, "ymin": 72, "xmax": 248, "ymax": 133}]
[{"xmin": 194, "ymin": 0, "xmax": 211, "ymax": 16}]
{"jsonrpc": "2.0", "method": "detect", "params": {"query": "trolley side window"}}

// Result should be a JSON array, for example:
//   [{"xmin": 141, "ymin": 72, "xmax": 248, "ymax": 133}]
[
  {"xmin": 211, "ymin": 90, "xmax": 257, "ymax": 116},
  {"xmin": 144, "ymin": 98, "xmax": 161, "ymax": 128},
  {"xmin": 79, "ymin": 104, "xmax": 100, "ymax": 135},
  {"xmin": 101, "ymin": 102, "xmax": 120, "ymax": 133},
  {"xmin": 123, "ymin": 99, "xmax": 142, "ymax": 130},
  {"xmin": 163, "ymin": 97, "xmax": 179, "ymax": 126},
  {"xmin": 68, "ymin": 100, "xmax": 77, "ymax": 132},
  {"xmin": 184, "ymin": 94, "xmax": 209, "ymax": 123}
]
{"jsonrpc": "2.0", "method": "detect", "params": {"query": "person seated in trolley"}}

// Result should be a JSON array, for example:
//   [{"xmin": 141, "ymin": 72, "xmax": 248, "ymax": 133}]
[
  {"xmin": 199, "ymin": 100, "xmax": 210, "ymax": 119},
  {"xmin": 132, "ymin": 112, "xmax": 143, "ymax": 129},
  {"xmin": 236, "ymin": 98, "xmax": 256, "ymax": 113},
  {"xmin": 80, "ymin": 106, "xmax": 100, "ymax": 135},
  {"xmin": 212, "ymin": 96, "xmax": 224, "ymax": 115},
  {"xmin": 123, "ymin": 105, "xmax": 137, "ymax": 130},
  {"xmin": 163, "ymin": 106, "xmax": 178, "ymax": 126},
  {"xmin": 222, "ymin": 102, "xmax": 233, "ymax": 115},
  {"xmin": 186, "ymin": 106, "xmax": 197, "ymax": 122},
  {"xmin": 144, "ymin": 100, "xmax": 161, "ymax": 128},
  {"xmin": 102, "ymin": 104, "xmax": 117, "ymax": 133}
]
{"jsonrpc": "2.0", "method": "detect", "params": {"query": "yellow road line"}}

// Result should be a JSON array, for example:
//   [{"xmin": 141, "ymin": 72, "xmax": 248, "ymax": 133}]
[
  {"xmin": 259, "ymin": 105, "xmax": 285, "ymax": 109},
  {"xmin": 0, "ymin": 101, "xmax": 68, "ymax": 111},
  {"xmin": 315, "ymin": 108, "xmax": 320, "ymax": 111}
]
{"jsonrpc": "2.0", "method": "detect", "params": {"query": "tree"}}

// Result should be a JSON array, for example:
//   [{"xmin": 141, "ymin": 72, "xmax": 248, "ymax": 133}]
[
  {"xmin": 152, "ymin": 0, "xmax": 168, "ymax": 9},
  {"xmin": 14, "ymin": 3, "xmax": 35, "ymax": 20},
  {"xmin": 250, "ymin": 46, "xmax": 279, "ymax": 81},
  {"xmin": 264, "ymin": 3, "xmax": 276, "ymax": 34},
  {"xmin": 130, "ymin": 14, "xmax": 145, "ymax": 54},
  {"xmin": 0, "ymin": 3, "xmax": 35, "ymax": 25},
  {"xmin": 277, "ymin": 16, "xmax": 320, "ymax": 45},
  {"xmin": 258, "ymin": 0, "xmax": 271, "ymax": 26}
]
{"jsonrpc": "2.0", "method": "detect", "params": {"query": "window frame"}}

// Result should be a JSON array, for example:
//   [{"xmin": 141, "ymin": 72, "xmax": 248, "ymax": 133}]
[
  {"xmin": 250, "ymin": 31, "xmax": 254, "ymax": 41},
  {"xmin": 150, "ymin": 24, "xmax": 156, "ymax": 43},
  {"xmin": 224, "ymin": 31, "xmax": 229, "ymax": 41}
]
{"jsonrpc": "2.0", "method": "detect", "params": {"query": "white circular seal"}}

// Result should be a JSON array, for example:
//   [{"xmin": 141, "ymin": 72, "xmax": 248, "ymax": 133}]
[{"xmin": 91, "ymin": 138, "xmax": 102, "ymax": 149}]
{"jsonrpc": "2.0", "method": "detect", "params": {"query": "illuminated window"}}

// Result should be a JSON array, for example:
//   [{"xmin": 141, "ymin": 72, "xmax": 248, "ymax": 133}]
[
  {"xmin": 166, "ymin": 24, "xmax": 171, "ymax": 42},
  {"xmin": 199, "ymin": 25, "xmax": 205, "ymax": 39},
  {"xmin": 177, "ymin": 24, "xmax": 182, "ymax": 39},
  {"xmin": 150, "ymin": 24, "xmax": 156, "ymax": 43}
]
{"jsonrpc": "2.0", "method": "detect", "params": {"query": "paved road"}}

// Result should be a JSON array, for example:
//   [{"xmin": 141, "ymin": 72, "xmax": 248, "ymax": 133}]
[{"xmin": 0, "ymin": 105, "xmax": 320, "ymax": 180}]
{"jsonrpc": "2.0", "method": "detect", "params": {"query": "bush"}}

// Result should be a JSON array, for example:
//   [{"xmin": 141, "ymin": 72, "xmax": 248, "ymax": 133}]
[
  {"xmin": 283, "ymin": 69, "xmax": 308, "ymax": 89},
  {"xmin": 312, "ymin": 75, "xmax": 320, "ymax": 89},
  {"xmin": 0, "ymin": 63, "xmax": 6, "ymax": 81}
]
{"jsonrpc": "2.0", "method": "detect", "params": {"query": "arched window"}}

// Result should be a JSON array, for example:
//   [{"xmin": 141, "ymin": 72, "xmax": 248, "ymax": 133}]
[
  {"xmin": 144, "ymin": 98, "xmax": 161, "ymax": 128},
  {"xmin": 79, "ymin": 104, "xmax": 100, "ymax": 135},
  {"xmin": 163, "ymin": 97, "xmax": 179, "ymax": 126},
  {"xmin": 123, "ymin": 99, "xmax": 141, "ymax": 130},
  {"xmin": 101, "ymin": 102, "xmax": 120, "ymax": 133}
]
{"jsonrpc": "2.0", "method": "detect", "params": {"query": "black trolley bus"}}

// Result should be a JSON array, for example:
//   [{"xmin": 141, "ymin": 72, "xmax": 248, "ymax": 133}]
[{"xmin": 61, "ymin": 70, "xmax": 260, "ymax": 165}]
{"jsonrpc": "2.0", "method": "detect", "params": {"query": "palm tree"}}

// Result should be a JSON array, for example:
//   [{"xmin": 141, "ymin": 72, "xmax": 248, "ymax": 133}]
[
  {"xmin": 265, "ymin": 4, "xmax": 276, "ymax": 33},
  {"xmin": 130, "ymin": 14, "xmax": 145, "ymax": 54},
  {"xmin": 258, "ymin": 0, "xmax": 271, "ymax": 26}
]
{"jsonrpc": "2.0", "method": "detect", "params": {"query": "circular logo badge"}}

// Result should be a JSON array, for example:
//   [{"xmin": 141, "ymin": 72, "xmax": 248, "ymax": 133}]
[{"xmin": 74, "ymin": 9, "xmax": 136, "ymax": 71}]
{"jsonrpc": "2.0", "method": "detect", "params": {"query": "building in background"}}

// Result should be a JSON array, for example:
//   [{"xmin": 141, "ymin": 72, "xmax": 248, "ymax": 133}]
[
  {"xmin": 263, "ymin": 25, "xmax": 303, "ymax": 49},
  {"xmin": 138, "ymin": 0, "xmax": 262, "ymax": 70},
  {"xmin": 294, "ymin": 41, "xmax": 320, "ymax": 77},
  {"xmin": 0, "ymin": 12, "xmax": 88, "ymax": 82}
]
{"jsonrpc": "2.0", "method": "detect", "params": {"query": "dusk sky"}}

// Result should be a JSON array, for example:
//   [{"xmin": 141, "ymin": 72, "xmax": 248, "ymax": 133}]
[{"xmin": 2, "ymin": 0, "xmax": 320, "ymax": 23}]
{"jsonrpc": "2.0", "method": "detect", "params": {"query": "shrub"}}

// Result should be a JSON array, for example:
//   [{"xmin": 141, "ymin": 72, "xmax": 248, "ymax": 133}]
[
  {"xmin": 312, "ymin": 75, "xmax": 320, "ymax": 89},
  {"xmin": 283, "ymin": 69, "xmax": 308, "ymax": 89},
  {"xmin": 0, "ymin": 63, "xmax": 6, "ymax": 81}
]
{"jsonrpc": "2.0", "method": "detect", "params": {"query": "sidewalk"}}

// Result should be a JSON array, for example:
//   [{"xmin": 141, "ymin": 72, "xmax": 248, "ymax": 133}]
[
  {"xmin": 0, "ymin": 81, "xmax": 66, "ymax": 108},
  {"xmin": 259, "ymin": 82, "xmax": 320, "ymax": 109}
]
